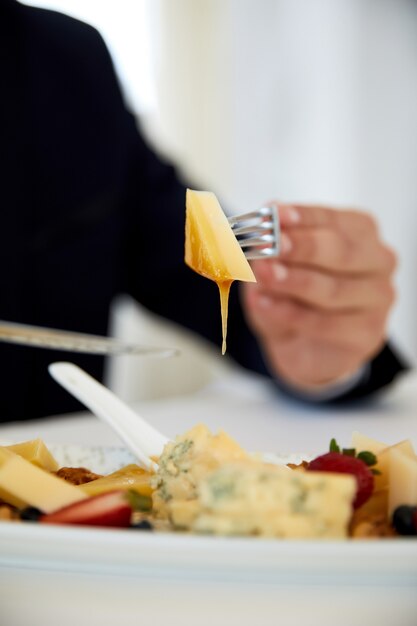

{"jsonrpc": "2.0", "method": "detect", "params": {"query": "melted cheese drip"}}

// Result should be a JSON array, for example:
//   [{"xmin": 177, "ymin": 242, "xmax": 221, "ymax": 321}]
[
  {"xmin": 218, "ymin": 280, "xmax": 232, "ymax": 355},
  {"xmin": 185, "ymin": 189, "xmax": 256, "ymax": 354}
]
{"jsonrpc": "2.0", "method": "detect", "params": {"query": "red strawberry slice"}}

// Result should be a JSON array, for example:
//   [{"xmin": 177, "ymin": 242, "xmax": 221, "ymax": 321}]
[
  {"xmin": 307, "ymin": 452, "xmax": 374, "ymax": 509},
  {"xmin": 40, "ymin": 490, "xmax": 133, "ymax": 527}
]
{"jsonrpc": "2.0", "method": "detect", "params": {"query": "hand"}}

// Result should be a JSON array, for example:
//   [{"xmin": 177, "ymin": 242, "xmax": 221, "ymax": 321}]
[{"xmin": 242, "ymin": 202, "xmax": 397, "ymax": 392}]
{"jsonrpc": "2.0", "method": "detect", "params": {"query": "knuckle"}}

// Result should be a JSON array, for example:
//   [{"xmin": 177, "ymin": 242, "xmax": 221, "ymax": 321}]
[
  {"xmin": 308, "ymin": 310, "xmax": 332, "ymax": 336},
  {"xmin": 338, "ymin": 237, "xmax": 355, "ymax": 268},
  {"xmin": 382, "ymin": 281, "xmax": 397, "ymax": 307},
  {"xmin": 286, "ymin": 302, "xmax": 308, "ymax": 327},
  {"xmin": 383, "ymin": 245, "xmax": 398, "ymax": 273},
  {"xmin": 367, "ymin": 311, "xmax": 387, "ymax": 336},
  {"xmin": 300, "ymin": 231, "xmax": 319, "ymax": 262},
  {"xmin": 294, "ymin": 269, "xmax": 314, "ymax": 294},
  {"xmin": 347, "ymin": 209, "xmax": 378, "ymax": 233},
  {"xmin": 327, "ymin": 276, "xmax": 344, "ymax": 306},
  {"xmin": 361, "ymin": 211, "xmax": 378, "ymax": 233},
  {"xmin": 273, "ymin": 300, "xmax": 302, "ymax": 327}
]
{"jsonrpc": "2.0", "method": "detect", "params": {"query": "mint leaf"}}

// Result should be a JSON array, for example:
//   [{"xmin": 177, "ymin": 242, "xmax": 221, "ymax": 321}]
[
  {"xmin": 329, "ymin": 438, "xmax": 340, "ymax": 453},
  {"xmin": 357, "ymin": 450, "xmax": 378, "ymax": 467},
  {"xmin": 342, "ymin": 448, "xmax": 356, "ymax": 457}
]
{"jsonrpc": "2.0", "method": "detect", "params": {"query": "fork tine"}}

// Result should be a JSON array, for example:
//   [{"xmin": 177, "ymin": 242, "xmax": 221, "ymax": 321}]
[
  {"xmin": 228, "ymin": 207, "xmax": 274, "ymax": 225},
  {"xmin": 232, "ymin": 221, "xmax": 275, "ymax": 236},
  {"xmin": 238, "ymin": 235, "xmax": 275, "ymax": 247},
  {"xmin": 228, "ymin": 206, "xmax": 280, "ymax": 260}
]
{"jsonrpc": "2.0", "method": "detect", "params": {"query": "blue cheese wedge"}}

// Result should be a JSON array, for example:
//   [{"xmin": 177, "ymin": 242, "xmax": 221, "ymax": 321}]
[
  {"xmin": 153, "ymin": 424, "xmax": 249, "ymax": 517},
  {"xmin": 171, "ymin": 462, "xmax": 356, "ymax": 539}
]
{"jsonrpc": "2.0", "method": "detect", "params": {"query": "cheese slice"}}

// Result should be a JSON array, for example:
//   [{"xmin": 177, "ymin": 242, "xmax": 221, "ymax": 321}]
[
  {"xmin": 185, "ymin": 189, "xmax": 256, "ymax": 353},
  {"xmin": 6, "ymin": 438, "xmax": 59, "ymax": 472},
  {"xmin": 81, "ymin": 464, "xmax": 153, "ymax": 497},
  {"xmin": 351, "ymin": 431, "xmax": 387, "ymax": 456},
  {"xmin": 153, "ymin": 423, "xmax": 250, "ymax": 518},
  {"xmin": 0, "ymin": 447, "xmax": 86, "ymax": 512},
  {"xmin": 388, "ymin": 448, "xmax": 417, "ymax": 518},
  {"xmin": 373, "ymin": 439, "xmax": 415, "ymax": 492},
  {"xmin": 175, "ymin": 462, "xmax": 356, "ymax": 539}
]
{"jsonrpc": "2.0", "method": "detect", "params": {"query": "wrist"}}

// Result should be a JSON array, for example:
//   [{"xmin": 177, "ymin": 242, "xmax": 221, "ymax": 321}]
[{"xmin": 276, "ymin": 365, "xmax": 371, "ymax": 402}]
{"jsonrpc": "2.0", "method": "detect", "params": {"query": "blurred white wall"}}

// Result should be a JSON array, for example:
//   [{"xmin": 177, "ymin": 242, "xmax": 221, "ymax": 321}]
[{"xmin": 23, "ymin": 0, "xmax": 417, "ymax": 398}]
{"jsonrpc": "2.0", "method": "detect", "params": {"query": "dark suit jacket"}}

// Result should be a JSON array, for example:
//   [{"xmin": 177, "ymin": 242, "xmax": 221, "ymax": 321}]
[{"xmin": 0, "ymin": 1, "xmax": 407, "ymax": 420}]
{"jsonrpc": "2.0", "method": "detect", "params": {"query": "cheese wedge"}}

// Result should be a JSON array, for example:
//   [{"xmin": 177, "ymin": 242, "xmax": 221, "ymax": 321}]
[
  {"xmin": 80, "ymin": 464, "xmax": 153, "ymax": 497},
  {"xmin": 0, "ymin": 447, "xmax": 86, "ymax": 512},
  {"xmin": 6, "ymin": 438, "xmax": 59, "ymax": 472},
  {"xmin": 351, "ymin": 431, "xmax": 387, "ymax": 456},
  {"xmin": 373, "ymin": 439, "xmax": 415, "ymax": 492},
  {"xmin": 174, "ymin": 462, "xmax": 356, "ymax": 539},
  {"xmin": 153, "ymin": 423, "xmax": 250, "ymax": 518},
  {"xmin": 185, "ymin": 189, "xmax": 256, "ymax": 354},
  {"xmin": 388, "ymin": 448, "xmax": 417, "ymax": 517}
]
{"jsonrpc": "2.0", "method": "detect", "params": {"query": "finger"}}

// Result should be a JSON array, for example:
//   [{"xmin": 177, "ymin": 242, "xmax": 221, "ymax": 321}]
[
  {"xmin": 278, "ymin": 228, "xmax": 396, "ymax": 274},
  {"xmin": 252, "ymin": 261, "xmax": 396, "ymax": 311},
  {"xmin": 243, "ymin": 284, "xmax": 388, "ymax": 352},
  {"xmin": 270, "ymin": 201, "xmax": 378, "ymax": 234}
]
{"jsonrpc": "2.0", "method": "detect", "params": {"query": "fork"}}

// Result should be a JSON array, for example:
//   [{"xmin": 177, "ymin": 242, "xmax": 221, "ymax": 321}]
[{"xmin": 228, "ymin": 206, "xmax": 280, "ymax": 260}]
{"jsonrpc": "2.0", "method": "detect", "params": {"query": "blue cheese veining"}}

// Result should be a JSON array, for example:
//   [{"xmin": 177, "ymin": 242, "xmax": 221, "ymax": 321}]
[
  {"xmin": 172, "ymin": 462, "xmax": 356, "ymax": 538},
  {"xmin": 152, "ymin": 423, "xmax": 250, "ymax": 518}
]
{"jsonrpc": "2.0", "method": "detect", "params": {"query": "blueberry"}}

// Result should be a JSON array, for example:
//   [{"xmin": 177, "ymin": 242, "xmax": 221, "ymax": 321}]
[
  {"xmin": 392, "ymin": 505, "xmax": 417, "ymax": 536},
  {"xmin": 131, "ymin": 519, "xmax": 153, "ymax": 531},
  {"xmin": 20, "ymin": 507, "xmax": 42, "ymax": 522}
]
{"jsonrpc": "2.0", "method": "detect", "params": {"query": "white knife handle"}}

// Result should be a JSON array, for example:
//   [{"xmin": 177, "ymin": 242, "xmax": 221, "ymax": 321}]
[{"xmin": 48, "ymin": 362, "xmax": 168, "ymax": 471}]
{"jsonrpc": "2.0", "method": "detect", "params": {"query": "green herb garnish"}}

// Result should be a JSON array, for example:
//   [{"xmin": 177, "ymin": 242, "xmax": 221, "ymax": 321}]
[
  {"xmin": 329, "ymin": 439, "xmax": 378, "ymax": 467},
  {"xmin": 329, "ymin": 438, "xmax": 340, "ymax": 453},
  {"xmin": 126, "ymin": 490, "xmax": 152, "ymax": 512}
]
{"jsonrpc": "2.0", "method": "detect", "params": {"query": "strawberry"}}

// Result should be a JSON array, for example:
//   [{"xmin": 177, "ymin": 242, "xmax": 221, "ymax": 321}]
[
  {"xmin": 40, "ymin": 490, "xmax": 133, "ymax": 527},
  {"xmin": 307, "ymin": 451, "xmax": 374, "ymax": 509}
]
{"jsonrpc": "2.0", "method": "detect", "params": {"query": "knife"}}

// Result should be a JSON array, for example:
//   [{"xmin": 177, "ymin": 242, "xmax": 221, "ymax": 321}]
[{"xmin": 0, "ymin": 321, "xmax": 179, "ymax": 357}]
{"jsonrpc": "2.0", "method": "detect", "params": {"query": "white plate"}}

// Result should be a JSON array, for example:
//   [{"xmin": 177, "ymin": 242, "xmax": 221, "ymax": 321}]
[{"xmin": 0, "ymin": 444, "xmax": 416, "ymax": 587}]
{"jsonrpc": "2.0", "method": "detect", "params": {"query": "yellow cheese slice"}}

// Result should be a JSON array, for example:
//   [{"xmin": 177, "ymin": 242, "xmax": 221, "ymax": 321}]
[
  {"xmin": 185, "ymin": 189, "xmax": 256, "ymax": 354},
  {"xmin": 0, "ymin": 448, "xmax": 86, "ymax": 512},
  {"xmin": 388, "ymin": 448, "xmax": 417, "ymax": 518},
  {"xmin": 373, "ymin": 439, "xmax": 415, "ymax": 492},
  {"xmin": 80, "ymin": 464, "xmax": 153, "ymax": 497},
  {"xmin": 351, "ymin": 431, "xmax": 387, "ymax": 456},
  {"xmin": 6, "ymin": 438, "xmax": 59, "ymax": 472}
]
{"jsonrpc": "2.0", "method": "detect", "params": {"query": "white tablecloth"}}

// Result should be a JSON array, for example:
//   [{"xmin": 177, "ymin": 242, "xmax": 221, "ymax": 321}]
[
  {"xmin": 1, "ymin": 368, "xmax": 416, "ymax": 626},
  {"xmin": 1, "ymin": 367, "xmax": 416, "ymax": 453}
]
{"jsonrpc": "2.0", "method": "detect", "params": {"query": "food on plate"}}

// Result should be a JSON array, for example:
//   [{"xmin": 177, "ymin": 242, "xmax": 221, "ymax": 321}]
[
  {"xmin": 307, "ymin": 450, "xmax": 375, "ymax": 509},
  {"xmin": 80, "ymin": 464, "xmax": 153, "ymax": 497},
  {"xmin": 40, "ymin": 490, "xmax": 136, "ymax": 527},
  {"xmin": 0, "ymin": 445, "xmax": 86, "ymax": 512},
  {"xmin": 388, "ymin": 447, "xmax": 417, "ymax": 518},
  {"xmin": 5, "ymin": 438, "xmax": 59, "ymax": 472},
  {"xmin": 392, "ymin": 505, "xmax": 417, "ymax": 536},
  {"xmin": 55, "ymin": 466, "xmax": 102, "ymax": 485},
  {"xmin": 170, "ymin": 462, "xmax": 355, "ymax": 538},
  {"xmin": 184, "ymin": 189, "xmax": 256, "ymax": 354},
  {"xmin": 152, "ymin": 423, "xmax": 250, "ymax": 517},
  {"xmin": 153, "ymin": 425, "xmax": 355, "ymax": 538},
  {"xmin": 0, "ymin": 428, "xmax": 416, "ymax": 538}
]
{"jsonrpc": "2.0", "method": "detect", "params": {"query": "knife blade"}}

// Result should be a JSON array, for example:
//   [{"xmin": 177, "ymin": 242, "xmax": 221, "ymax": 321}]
[{"xmin": 0, "ymin": 321, "xmax": 179, "ymax": 357}]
